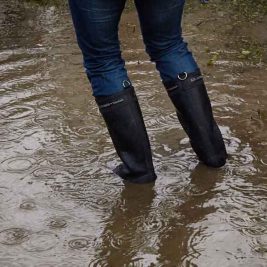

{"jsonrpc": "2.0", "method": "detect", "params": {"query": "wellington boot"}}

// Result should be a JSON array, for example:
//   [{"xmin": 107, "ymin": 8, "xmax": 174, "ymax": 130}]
[
  {"xmin": 95, "ymin": 86, "xmax": 157, "ymax": 183},
  {"xmin": 164, "ymin": 70, "xmax": 227, "ymax": 167}
]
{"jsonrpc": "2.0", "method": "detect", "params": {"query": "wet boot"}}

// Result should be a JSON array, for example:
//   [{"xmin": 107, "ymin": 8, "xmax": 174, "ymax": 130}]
[
  {"xmin": 163, "ymin": 70, "xmax": 227, "ymax": 167},
  {"xmin": 95, "ymin": 86, "xmax": 157, "ymax": 184}
]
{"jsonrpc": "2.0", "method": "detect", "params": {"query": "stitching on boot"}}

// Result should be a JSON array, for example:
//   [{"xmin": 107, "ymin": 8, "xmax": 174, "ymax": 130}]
[
  {"xmin": 190, "ymin": 75, "xmax": 203, "ymax": 83},
  {"xmin": 99, "ymin": 98, "xmax": 124, "ymax": 109},
  {"xmin": 166, "ymin": 85, "xmax": 178, "ymax": 92}
]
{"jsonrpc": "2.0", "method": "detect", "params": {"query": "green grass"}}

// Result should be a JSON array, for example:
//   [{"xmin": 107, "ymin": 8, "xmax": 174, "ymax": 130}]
[{"xmin": 230, "ymin": 0, "xmax": 267, "ymax": 18}]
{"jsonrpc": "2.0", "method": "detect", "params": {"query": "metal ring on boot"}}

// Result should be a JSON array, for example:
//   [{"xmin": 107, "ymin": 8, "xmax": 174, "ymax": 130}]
[
  {"xmin": 122, "ymin": 80, "xmax": 131, "ymax": 88},
  {"xmin": 178, "ymin": 72, "xmax": 188, "ymax": 81}
]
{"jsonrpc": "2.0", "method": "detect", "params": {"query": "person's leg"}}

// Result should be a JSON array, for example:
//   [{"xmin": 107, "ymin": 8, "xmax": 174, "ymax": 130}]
[
  {"xmin": 68, "ymin": 0, "xmax": 156, "ymax": 183},
  {"xmin": 135, "ymin": 0, "xmax": 227, "ymax": 167},
  {"xmin": 134, "ymin": 0, "xmax": 197, "ymax": 81},
  {"xmin": 68, "ymin": 0, "xmax": 129, "ymax": 96}
]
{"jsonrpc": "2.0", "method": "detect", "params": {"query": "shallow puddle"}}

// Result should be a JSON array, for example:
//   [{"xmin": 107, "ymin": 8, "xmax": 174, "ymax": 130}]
[{"xmin": 0, "ymin": 0, "xmax": 266, "ymax": 266}]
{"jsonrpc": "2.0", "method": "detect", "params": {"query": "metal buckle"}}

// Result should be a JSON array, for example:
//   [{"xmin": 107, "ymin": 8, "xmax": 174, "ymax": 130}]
[{"xmin": 177, "ymin": 72, "xmax": 188, "ymax": 81}]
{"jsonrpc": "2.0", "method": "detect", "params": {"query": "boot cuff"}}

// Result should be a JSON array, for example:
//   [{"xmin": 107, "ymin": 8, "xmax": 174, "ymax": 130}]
[
  {"xmin": 163, "ymin": 69, "xmax": 203, "ymax": 90},
  {"xmin": 95, "ymin": 86, "xmax": 136, "ymax": 110}
]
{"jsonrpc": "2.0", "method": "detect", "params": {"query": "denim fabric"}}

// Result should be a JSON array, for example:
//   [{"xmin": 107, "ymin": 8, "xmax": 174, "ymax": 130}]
[{"xmin": 68, "ymin": 0, "xmax": 198, "ymax": 96}]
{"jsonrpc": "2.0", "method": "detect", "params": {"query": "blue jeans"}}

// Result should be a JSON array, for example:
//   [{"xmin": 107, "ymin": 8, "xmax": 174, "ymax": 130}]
[{"xmin": 68, "ymin": 0, "xmax": 198, "ymax": 96}]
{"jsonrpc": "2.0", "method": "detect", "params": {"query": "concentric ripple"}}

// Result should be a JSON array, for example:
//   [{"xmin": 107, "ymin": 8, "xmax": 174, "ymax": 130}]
[
  {"xmin": 47, "ymin": 217, "xmax": 67, "ymax": 229},
  {"xmin": 33, "ymin": 111, "xmax": 65, "ymax": 125},
  {"xmin": 1, "ymin": 105, "xmax": 35, "ymax": 120},
  {"xmin": 22, "ymin": 231, "xmax": 60, "ymax": 252},
  {"xmin": 32, "ymin": 167, "xmax": 73, "ymax": 182},
  {"xmin": 0, "ymin": 228, "xmax": 30, "ymax": 245},
  {"xmin": 72, "ymin": 125, "xmax": 100, "ymax": 138},
  {"xmin": 84, "ymin": 182, "xmax": 121, "ymax": 211},
  {"xmin": 68, "ymin": 237, "xmax": 91, "ymax": 250},
  {"xmin": 1, "ymin": 156, "xmax": 36, "ymax": 173}
]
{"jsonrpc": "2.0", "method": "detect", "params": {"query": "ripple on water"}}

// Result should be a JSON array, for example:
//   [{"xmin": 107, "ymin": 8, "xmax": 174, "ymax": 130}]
[
  {"xmin": 37, "ymin": 264, "xmax": 58, "ymax": 267},
  {"xmin": 19, "ymin": 200, "xmax": 36, "ymax": 210},
  {"xmin": 155, "ymin": 174, "xmax": 188, "ymax": 202},
  {"xmin": 229, "ymin": 214, "xmax": 267, "ymax": 237},
  {"xmin": 242, "ymin": 225, "xmax": 267, "ymax": 237},
  {"xmin": 68, "ymin": 237, "xmax": 91, "ymax": 250},
  {"xmin": 0, "ymin": 258, "xmax": 33, "ymax": 267},
  {"xmin": 22, "ymin": 231, "xmax": 59, "ymax": 252},
  {"xmin": 72, "ymin": 125, "xmax": 101, "ymax": 138},
  {"xmin": 253, "ymin": 237, "xmax": 267, "ymax": 254},
  {"xmin": 46, "ymin": 148, "xmax": 95, "ymax": 169},
  {"xmin": 156, "ymin": 157, "xmax": 188, "ymax": 175},
  {"xmin": 98, "ymin": 227, "xmax": 148, "ymax": 255},
  {"xmin": 0, "ymin": 127, "xmax": 21, "ymax": 143},
  {"xmin": 88, "ymin": 256, "xmax": 149, "ymax": 267},
  {"xmin": 227, "ymin": 186, "xmax": 267, "ymax": 238},
  {"xmin": 1, "ymin": 105, "xmax": 35, "ymax": 121},
  {"xmin": 33, "ymin": 111, "xmax": 65, "ymax": 125},
  {"xmin": 38, "ymin": 260, "xmax": 90, "ymax": 267},
  {"xmin": 260, "ymin": 157, "xmax": 267, "ymax": 167},
  {"xmin": 88, "ymin": 258, "xmax": 109, "ymax": 267},
  {"xmin": 47, "ymin": 217, "xmax": 67, "ymax": 229},
  {"xmin": 1, "ymin": 156, "xmax": 36, "ymax": 173},
  {"xmin": 181, "ymin": 227, "xmax": 206, "ymax": 266},
  {"xmin": 0, "ymin": 186, "xmax": 11, "ymax": 202},
  {"xmin": 32, "ymin": 167, "xmax": 73, "ymax": 182},
  {"xmin": 85, "ymin": 181, "xmax": 120, "ymax": 211},
  {"xmin": 142, "ymin": 213, "xmax": 167, "ymax": 236},
  {"xmin": 229, "ymin": 195, "xmax": 258, "ymax": 210},
  {"xmin": 145, "ymin": 113, "xmax": 179, "ymax": 132},
  {"xmin": 0, "ymin": 228, "xmax": 30, "ymax": 245}
]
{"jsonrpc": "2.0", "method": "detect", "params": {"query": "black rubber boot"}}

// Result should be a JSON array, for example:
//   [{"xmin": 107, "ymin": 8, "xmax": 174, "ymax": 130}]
[
  {"xmin": 163, "ymin": 70, "xmax": 227, "ymax": 168},
  {"xmin": 95, "ymin": 86, "xmax": 157, "ymax": 184}
]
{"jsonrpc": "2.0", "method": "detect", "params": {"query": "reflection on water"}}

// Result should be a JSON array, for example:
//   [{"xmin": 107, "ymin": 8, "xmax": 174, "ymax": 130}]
[{"xmin": 0, "ymin": 0, "xmax": 267, "ymax": 266}]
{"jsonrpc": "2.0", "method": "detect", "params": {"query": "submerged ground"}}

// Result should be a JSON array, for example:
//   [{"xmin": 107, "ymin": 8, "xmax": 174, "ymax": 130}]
[{"xmin": 0, "ymin": 0, "xmax": 267, "ymax": 266}]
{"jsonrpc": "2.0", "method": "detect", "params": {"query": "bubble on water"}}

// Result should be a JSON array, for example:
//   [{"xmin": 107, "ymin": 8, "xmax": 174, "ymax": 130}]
[{"xmin": 0, "ymin": 228, "xmax": 30, "ymax": 245}]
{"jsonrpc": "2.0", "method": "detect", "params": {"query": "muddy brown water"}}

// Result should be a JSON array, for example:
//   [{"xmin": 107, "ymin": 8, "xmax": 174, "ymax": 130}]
[{"xmin": 0, "ymin": 0, "xmax": 267, "ymax": 266}]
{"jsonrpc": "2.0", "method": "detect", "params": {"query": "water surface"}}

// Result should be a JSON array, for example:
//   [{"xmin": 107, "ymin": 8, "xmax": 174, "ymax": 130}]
[{"xmin": 0, "ymin": 1, "xmax": 267, "ymax": 266}]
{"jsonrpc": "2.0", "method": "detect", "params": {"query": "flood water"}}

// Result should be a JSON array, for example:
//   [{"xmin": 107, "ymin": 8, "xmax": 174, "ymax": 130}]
[{"xmin": 0, "ymin": 0, "xmax": 267, "ymax": 266}]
